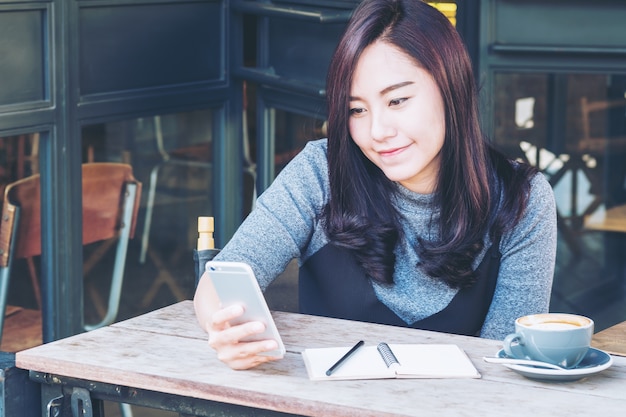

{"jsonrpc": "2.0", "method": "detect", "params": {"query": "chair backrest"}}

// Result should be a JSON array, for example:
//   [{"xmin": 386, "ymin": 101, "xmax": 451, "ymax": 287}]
[
  {"xmin": 579, "ymin": 96, "xmax": 626, "ymax": 154},
  {"xmin": 0, "ymin": 163, "xmax": 142, "ymax": 337},
  {"xmin": 0, "ymin": 163, "xmax": 141, "ymax": 264}
]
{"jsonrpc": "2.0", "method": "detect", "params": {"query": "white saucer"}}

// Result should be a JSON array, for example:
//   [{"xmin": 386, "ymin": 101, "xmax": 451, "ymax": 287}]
[{"xmin": 495, "ymin": 348, "xmax": 613, "ymax": 382}]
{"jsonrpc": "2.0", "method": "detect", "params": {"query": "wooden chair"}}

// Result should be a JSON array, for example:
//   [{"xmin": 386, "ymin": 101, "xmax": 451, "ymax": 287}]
[
  {"xmin": 0, "ymin": 133, "xmax": 41, "ymax": 309},
  {"xmin": 0, "ymin": 163, "xmax": 142, "ymax": 352},
  {"xmin": 577, "ymin": 96, "xmax": 626, "ymax": 154}
]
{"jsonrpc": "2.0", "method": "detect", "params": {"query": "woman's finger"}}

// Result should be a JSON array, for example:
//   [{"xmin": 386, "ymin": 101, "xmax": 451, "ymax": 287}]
[
  {"xmin": 209, "ymin": 321, "xmax": 270, "ymax": 350},
  {"xmin": 216, "ymin": 341, "xmax": 282, "ymax": 370},
  {"xmin": 210, "ymin": 304, "xmax": 244, "ymax": 331}
]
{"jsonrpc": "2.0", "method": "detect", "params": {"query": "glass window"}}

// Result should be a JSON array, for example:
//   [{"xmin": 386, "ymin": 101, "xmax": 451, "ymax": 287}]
[
  {"xmin": 274, "ymin": 110, "xmax": 327, "ymax": 175},
  {"xmin": 81, "ymin": 109, "xmax": 217, "ymax": 323},
  {"xmin": 244, "ymin": 82, "xmax": 326, "ymax": 181},
  {"xmin": 0, "ymin": 133, "xmax": 40, "ymax": 185},
  {"xmin": 492, "ymin": 72, "xmax": 626, "ymax": 329},
  {"xmin": 0, "ymin": 132, "xmax": 41, "ymax": 315}
]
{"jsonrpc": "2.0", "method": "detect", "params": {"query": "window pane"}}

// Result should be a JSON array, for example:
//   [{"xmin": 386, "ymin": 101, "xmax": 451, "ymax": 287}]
[
  {"xmin": 274, "ymin": 110, "xmax": 326, "ymax": 175},
  {"xmin": 493, "ymin": 72, "xmax": 626, "ymax": 329},
  {"xmin": 81, "ymin": 109, "xmax": 216, "ymax": 323},
  {"xmin": 0, "ymin": 132, "xmax": 43, "ymax": 351},
  {"xmin": 0, "ymin": 132, "xmax": 41, "ymax": 301}
]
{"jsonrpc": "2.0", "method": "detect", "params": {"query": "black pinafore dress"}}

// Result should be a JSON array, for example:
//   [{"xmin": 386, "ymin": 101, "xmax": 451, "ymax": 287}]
[{"xmin": 299, "ymin": 238, "xmax": 501, "ymax": 337}]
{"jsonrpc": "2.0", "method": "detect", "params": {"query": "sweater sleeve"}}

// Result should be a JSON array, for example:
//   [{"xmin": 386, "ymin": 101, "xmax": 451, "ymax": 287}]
[
  {"xmin": 479, "ymin": 172, "xmax": 557, "ymax": 339},
  {"xmin": 212, "ymin": 140, "xmax": 330, "ymax": 290}
]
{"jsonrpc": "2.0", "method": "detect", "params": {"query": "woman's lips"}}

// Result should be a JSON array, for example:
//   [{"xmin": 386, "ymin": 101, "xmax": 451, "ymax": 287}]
[{"xmin": 378, "ymin": 144, "xmax": 410, "ymax": 157}]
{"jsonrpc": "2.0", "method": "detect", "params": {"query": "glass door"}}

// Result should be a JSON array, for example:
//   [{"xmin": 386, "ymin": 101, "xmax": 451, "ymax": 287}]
[{"xmin": 480, "ymin": 0, "xmax": 626, "ymax": 331}]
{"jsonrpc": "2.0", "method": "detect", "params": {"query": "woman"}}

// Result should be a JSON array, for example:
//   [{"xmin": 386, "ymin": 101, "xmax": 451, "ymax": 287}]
[{"xmin": 194, "ymin": 0, "xmax": 557, "ymax": 369}]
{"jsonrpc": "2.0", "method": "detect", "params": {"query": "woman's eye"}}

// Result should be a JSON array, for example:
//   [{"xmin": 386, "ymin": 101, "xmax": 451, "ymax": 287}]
[
  {"xmin": 350, "ymin": 107, "xmax": 365, "ymax": 115},
  {"xmin": 389, "ymin": 97, "xmax": 408, "ymax": 106}
]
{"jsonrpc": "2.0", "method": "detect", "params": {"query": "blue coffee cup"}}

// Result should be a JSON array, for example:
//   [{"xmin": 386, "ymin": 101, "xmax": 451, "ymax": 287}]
[{"xmin": 503, "ymin": 313, "xmax": 594, "ymax": 369}]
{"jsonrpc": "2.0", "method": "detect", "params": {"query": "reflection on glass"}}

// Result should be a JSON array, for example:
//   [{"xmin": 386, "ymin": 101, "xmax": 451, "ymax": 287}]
[
  {"xmin": 492, "ymin": 72, "xmax": 626, "ymax": 329},
  {"xmin": 274, "ymin": 110, "xmax": 327, "ymax": 175},
  {"xmin": 81, "ymin": 109, "xmax": 216, "ymax": 323},
  {"xmin": 494, "ymin": 73, "xmax": 626, "ymax": 221},
  {"xmin": 0, "ymin": 132, "xmax": 42, "ymax": 351},
  {"xmin": 0, "ymin": 133, "xmax": 39, "ymax": 188},
  {"xmin": 515, "ymin": 97, "xmax": 535, "ymax": 129}
]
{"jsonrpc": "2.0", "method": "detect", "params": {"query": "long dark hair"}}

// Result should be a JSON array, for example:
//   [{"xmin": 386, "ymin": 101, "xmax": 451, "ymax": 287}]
[{"xmin": 323, "ymin": 0, "xmax": 537, "ymax": 288}]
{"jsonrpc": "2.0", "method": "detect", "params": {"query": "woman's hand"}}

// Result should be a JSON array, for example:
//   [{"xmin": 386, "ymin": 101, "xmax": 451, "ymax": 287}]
[
  {"xmin": 194, "ymin": 270, "xmax": 281, "ymax": 369},
  {"xmin": 207, "ymin": 304, "xmax": 282, "ymax": 370}
]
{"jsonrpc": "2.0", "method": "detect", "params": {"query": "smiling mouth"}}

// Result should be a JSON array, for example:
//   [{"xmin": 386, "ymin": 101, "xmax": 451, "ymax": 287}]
[{"xmin": 378, "ymin": 144, "xmax": 410, "ymax": 157}]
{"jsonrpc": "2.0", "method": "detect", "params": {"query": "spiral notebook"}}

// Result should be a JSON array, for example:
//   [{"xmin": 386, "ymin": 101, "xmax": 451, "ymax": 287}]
[{"xmin": 302, "ymin": 343, "xmax": 480, "ymax": 381}]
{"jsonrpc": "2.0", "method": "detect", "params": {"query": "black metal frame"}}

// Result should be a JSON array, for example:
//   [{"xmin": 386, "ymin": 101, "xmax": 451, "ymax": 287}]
[
  {"xmin": 0, "ymin": 0, "xmax": 234, "ymax": 346},
  {"xmin": 31, "ymin": 371, "xmax": 299, "ymax": 417}
]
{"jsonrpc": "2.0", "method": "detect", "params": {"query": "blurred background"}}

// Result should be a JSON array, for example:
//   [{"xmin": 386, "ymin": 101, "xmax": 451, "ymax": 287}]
[{"xmin": 1, "ymin": 1, "xmax": 625, "ymax": 414}]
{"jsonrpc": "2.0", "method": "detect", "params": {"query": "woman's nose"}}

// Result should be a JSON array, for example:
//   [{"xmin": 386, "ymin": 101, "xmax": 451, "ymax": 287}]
[{"xmin": 370, "ymin": 111, "xmax": 396, "ymax": 141}]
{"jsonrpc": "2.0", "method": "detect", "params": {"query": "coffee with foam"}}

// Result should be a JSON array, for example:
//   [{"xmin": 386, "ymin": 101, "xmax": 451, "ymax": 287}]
[
  {"xmin": 529, "ymin": 322, "xmax": 581, "ymax": 330},
  {"xmin": 518, "ymin": 313, "xmax": 591, "ymax": 329},
  {"xmin": 504, "ymin": 313, "xmax": 594, "ymax": 368}
]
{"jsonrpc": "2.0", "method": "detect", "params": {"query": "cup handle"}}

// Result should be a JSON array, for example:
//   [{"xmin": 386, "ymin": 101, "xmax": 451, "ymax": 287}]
[{"xmin": 503, "ymin": 332, "xmax": 526, "ymax": 359}]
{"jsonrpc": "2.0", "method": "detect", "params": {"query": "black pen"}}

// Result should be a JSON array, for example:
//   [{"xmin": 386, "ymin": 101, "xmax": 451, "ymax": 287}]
[{"xmin": 325, "ymin": 340, "xmax": 365, "ymax": 376}]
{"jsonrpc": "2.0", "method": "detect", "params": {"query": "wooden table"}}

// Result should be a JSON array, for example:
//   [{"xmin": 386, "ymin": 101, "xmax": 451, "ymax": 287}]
[
  {"xmin": 16, "ymin": 301, "xmax": 626, "ymax": 417},
  {"xmin": 592, "ymin": 320, "xmax": 626, "ymax": 356},
  {"xmin": 584, "ymin": 204, "xmax": 626, "ymax": 233}
]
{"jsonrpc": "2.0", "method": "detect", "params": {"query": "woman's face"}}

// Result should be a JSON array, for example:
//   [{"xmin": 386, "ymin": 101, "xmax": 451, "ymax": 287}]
[{"xmin": 348, "ymin": 41, "xmax": 445, "ymax": 194}]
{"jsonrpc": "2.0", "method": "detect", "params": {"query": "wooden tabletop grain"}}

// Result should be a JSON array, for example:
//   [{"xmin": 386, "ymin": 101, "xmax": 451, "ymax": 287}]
[
  {"xmin": 15, "ymin": 301, "xmax": 626, "ymax": 417},
  {"xmin": 592, "ymin": 320, "xmax": 626, "ymax": 356}
]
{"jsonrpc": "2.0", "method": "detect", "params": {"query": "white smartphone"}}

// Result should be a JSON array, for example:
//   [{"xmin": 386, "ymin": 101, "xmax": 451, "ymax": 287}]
[{"xmin": 205, "ymin": 261, "xmax": 286, "ymax": 357}]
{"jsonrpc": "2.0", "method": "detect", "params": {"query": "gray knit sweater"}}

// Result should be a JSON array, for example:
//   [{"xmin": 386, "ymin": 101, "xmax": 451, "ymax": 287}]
[{"xmin": 213, "ymin": 139, "xmax": 557, "ymax": 340}]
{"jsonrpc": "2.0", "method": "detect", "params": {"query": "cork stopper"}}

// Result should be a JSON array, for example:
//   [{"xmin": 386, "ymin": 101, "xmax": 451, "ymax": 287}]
[{"xmin": 197, "ymin": 216, "xmax": 214, "ymax": 250}]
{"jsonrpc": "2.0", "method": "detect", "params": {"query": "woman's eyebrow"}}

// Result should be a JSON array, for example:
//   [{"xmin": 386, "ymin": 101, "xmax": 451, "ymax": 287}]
[
  {"xmin": 349, "ymin": 81, "xmax": 414, "ymax": 101},
  {"xmin": 380, "ymin": 81, "xmax": 414, "ymax": 96}
]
